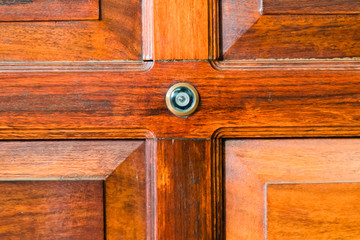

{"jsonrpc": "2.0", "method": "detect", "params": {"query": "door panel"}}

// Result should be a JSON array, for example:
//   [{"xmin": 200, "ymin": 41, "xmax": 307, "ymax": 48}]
[
  {"xmin": 0, "ymin": 0, "xmax": 99, "ymax": 21},
  {"xmin": 263, "ymin": 0, "xmax": 360, "ymax": 14},
  {"xmin": 0, "ymin": 181, "xmax": 104, "ymax": 240},
  {"xmin": 219, "ymin": 0, "xmax": 360, "ymax": 60},
  {"xmin": 0, "ymin": 140, "xmax": 149, "ymax": 240},
  {"xmin": 0, "ymin": 0, "xmax": 143, "ymax": 61},
  {"xmin": 267, "ymin": 183, "xmax": 360, "ymax": 240},
  {"xmin": 225, "ymin": 139, "xmax": 360, "ymax": 239},
  {"xmin": 0, "ymin": 0, "xmax": 359, "ymax": 238}
]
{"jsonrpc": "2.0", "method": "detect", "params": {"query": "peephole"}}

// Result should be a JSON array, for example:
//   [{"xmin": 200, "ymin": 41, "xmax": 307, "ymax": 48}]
[{"xmin": 166, "ymin": 82, "xmax": 199, "ymax": 117}]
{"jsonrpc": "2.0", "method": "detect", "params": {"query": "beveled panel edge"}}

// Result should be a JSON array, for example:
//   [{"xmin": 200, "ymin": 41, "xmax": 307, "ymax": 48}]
[
  {"xmin": 0, "ymin": 0, "xmax": 155, "ymax": 71},
  {"xmin": 0, "ymin": 60, "xmax": 154, "ymax": 73},
  {"xmin": 208, "ymin": 0, "xmax": 360, "ymax": 70},
  {"xmin": 212, "ymin": 126, "xmax": 360, "ymax": 139},
  {"xmin": 211, "ymin": 126, "xmax": 360, "ymax": 240},
  {"xmin": 146, "ymin": 139, "xmax": 157, "ymax": 240},
  {"xmin": 210, "ymin": 59, "xmax": 360, "ymax": 71},
  {"xmin": 0, "ymin": 128, "xmax": 155, "ymax": 139},
  {"xmin": 143, "ymin": 0, "xmax": 154, "ymax": 60}
]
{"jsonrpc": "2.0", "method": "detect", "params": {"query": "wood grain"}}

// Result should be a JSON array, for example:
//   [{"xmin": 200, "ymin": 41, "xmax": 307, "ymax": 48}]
[
  {"xmin": 224, "ymin": 15, "xmax": 360, "ymax": 59},
  {"xmin": 105, "ymin": 142, "xmax": 146, "ymax": 240},
  {"xmin": 263, "ymin": 0, "xmax": 360, "ymax": 14},
  {"xmin": 0, "ymin": 0, "xmax": 99, "ymax": 22},
  {"xmin": 101, "ymin": 0, "xmax": 142, "ymax": 59},
  {"xmin": 267, "ymin": 183, "xmax": 360, "ymax": 240},
  {"xmin": 221, "ymin": 0, "xmax": 261, "ymax": 54},
  {"xmin": 0, "ymin": 21, "xmax": 141, "ymax": 61},
  {"xmin": 0, "ymin": 61, "xmax": 359, "ymax": 138},
  {"xmin": 157, "ymin": 139, "xmax": 212, "ymax": 239},
  {"xmin": 225, "ymin": 139, "xmax": 360, "ymax": 240},
  {"xmin": 0, "ymin": 0, "xmax": 142, "ymax": 61},
  {"xmin": 0, "ymin": 141, "xmax": 142, "ymax": 179},
  {"xmin": 154, "ymin": 0, "xmax": 208, "ymax": 59},
  {"xmin": 0, "ymin": 181, "xmax": 104, "ymax": 239}
]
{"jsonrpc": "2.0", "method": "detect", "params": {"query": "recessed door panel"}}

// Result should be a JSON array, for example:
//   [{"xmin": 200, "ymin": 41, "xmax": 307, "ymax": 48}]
[{"xmin": 225, "ymin": 139, "xmax": 360, "ymax": 239}]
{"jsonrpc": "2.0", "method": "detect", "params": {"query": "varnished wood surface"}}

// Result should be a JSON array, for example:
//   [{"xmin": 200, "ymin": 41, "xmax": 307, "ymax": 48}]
[
  {"xmin": 105, "ymin": 142, "xmax": 146, "ymax": 240},
  {"xmin": 101, "ymin": 0, "xmax": 142, "ymax": 59},
  {"xmin": 220, "ymin": 0, "xmax": 261, "ymax": 54},
  {"xmin": 0, "ymin": 141, "xmax": 142, "ymax": 179},
  {"xmin": 0, "ymin": 61, "xmax": 359, "ymax": 138},
  {"xmin": 0, "ymin": 0, "xmax": 142, "ymax": 61},
  {"xmin": 267, "ymin": 183, "xmax": 360, "ymax": 240},
  {"xmin": 157, "ymin": 139, "xmax": 211, "ymax": 239},
  {"xmin": 263, "ymin": 0, "xmax": 360, "ymax": 14},
  {"xmin": 154, "ymin": 0, "xmax": 208, "ymax": 59},
  {"xmin": 0, "ymin": 21, "xmax": 141, "ymax": 61},
  {"xmin": 0, "ymin": 0, "xmax": 99, "ymax": 22},
  {"xmin": 224, "ymin": 15, "xmax": 360, "ymax": 59},
  {"xmin": 225, "ymin": 139, "xmax": 360, "ymax": 240},
  {"xmin": 0, "ymin": 181, "xmax": 104, "ymax": 239}
]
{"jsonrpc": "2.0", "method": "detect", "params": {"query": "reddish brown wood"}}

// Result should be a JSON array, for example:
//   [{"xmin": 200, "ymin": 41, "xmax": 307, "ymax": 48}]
[
  {"xmin": 267, "ymin": 183, "xmax": 360, "ymax": 240},
  {"xmin": 0, "ymin": 181, "xmax": 104, "ymax": 239},
  {"xmin": 157, "ymin": 139, "xmax": 212, "ymax": 239},
  {"xmin": 0, "ymin": 0, "xmax": 142, "ymax": 61},
  {"xmin": 154, "ymin": 0, "xmax": 208, "ymax": 59},
  {"xmin": 101, "ymin": 0, "xmax": 142, "ymax": 59},
  {"xmin": 224, "ymin": 15, "xmax": 360, "ymax": 59},
  {"xmin": 263, "ymin": 0, "xmax": 360, "ymax": 14},
  {"xmin": 0, "ymin": 62, "xmax": 359, "ymax": 138},
  {"xmin": 105, "ymin": 142, "xmax": 147, "ymax": 240},
  {"xmin": 225, "ymin": 139, "xmax": 360, "ymax": 240},
  {"xmin": 142, "ymin": 0, "xmax": 154, "ymax": 59},
  {"xmin": 220, "ymin": 0, "xmax": 261, "ymax": 54},
  {"xmin": 0, "ymin": 141, "xmax": 143, "ymax": 179},
  {"xmin": 0, "ymin": 21, "xmax": 140, "ymax": 61},
  {"xmin": 0, "ymin": 0, "xmax": 99, "ymax": 22}
]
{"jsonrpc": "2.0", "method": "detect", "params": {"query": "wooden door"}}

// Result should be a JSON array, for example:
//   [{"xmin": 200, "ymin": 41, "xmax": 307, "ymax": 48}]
[{"xmin": 0, "ymin": 0, "xmax": 359, "ymax": 239}]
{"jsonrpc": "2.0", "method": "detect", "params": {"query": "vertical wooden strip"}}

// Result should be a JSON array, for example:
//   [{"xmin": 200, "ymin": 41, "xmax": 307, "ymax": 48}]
[
  {"xmin": 105, "ymin": 143, "xmax": 147, "ymax": 240},
  {"xmin": 212, "ymin": 138, "xmax": 225, "ymax": 240},
  {"xmin": 0, "ymin": 181, "xmax": 104, "ymax": 239},
  {"xmin": 157, "ymin": 139, "xmax": 212, "ymax": 239},
  {"xmin": 154, "ymin": 0, "xmax": 209, "ymax": 59},
  {"xmin": 143, "ymin": 0, "xmax": 155, "ymax": 59}
]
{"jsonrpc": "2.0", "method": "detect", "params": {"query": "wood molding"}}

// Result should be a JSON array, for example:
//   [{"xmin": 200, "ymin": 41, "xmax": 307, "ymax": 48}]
[
  {"xmin": 210, "ymin": 59, "xmax": 360, "ymax": 71},
  {"xmin": 0, "ymin": 0, "xmax": 155, "ymax": 69},
  {"xmin": 209, "ymin": 0, "xmax": 220, "ymax": 59},
  {"xmin": 225, "ymin": 138, "xmax": 360, "ymax": 239},
  {"xmin": 212, "ymin": 126, "xmax": 360, "ymax": 139},
  {"xmin": 210, "ymin": 0, "xmax": 360, "ymax": 69},
  {"xmin": 211, "ymin": 126, "xmax": 360, "ymax": 240},
  {"xmin": 0, "ymin": 139, "xmax": 156, "ymax": 240},
  {"xmin": 0, "ymin": 128, "xmax": 154, "ymax": 140},
  {"xmin": 0, "ymin": 61, "xmax": 359, "ymax": 138},
  {"xmin": 0, "ymin": 60, "xmax": 154, "ymax": 73},
  {"xmin": 146, "ymin": 139, "xmax": 157, "ymax": 240},
  {"xmin": 143, "ymin": 0, "xmax": 154, "ymax": 60}
]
